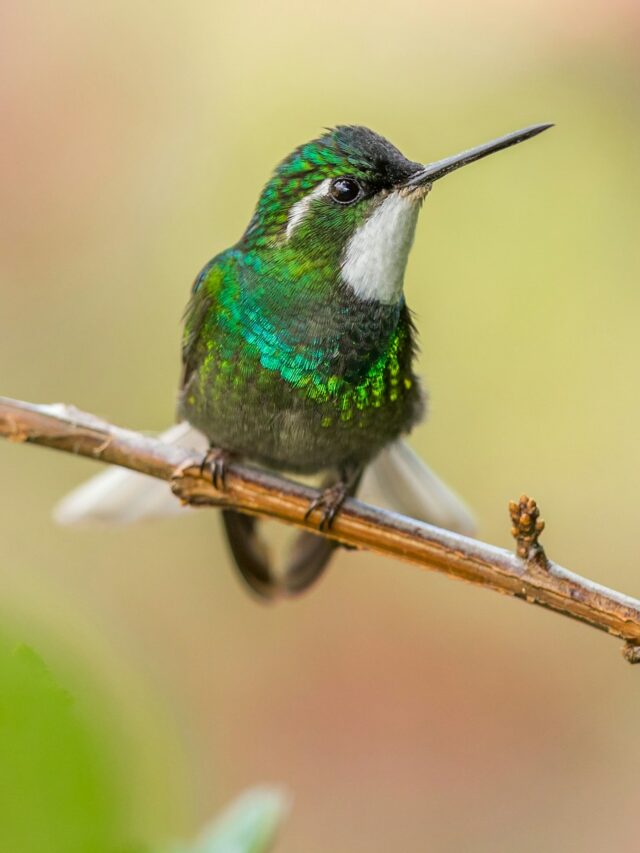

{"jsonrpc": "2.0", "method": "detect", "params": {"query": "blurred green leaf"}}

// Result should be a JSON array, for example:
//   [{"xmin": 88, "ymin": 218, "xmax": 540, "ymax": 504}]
[
  {"xmin": 0, "ymin": 639, "xmax": 131, "ymax": 853},
  {"xmin": 174, "ymin": 787, "xmax": 291, "ymax": 853}
]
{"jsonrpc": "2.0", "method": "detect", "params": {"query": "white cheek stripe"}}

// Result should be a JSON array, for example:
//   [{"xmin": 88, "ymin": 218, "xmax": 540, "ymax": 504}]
[
  {"xmin": 341, "ymin": 192, "xmax": 420, "ymax": 304},
  {"xmin": 285, "ymin": 178, "xmax": 331, "ymax": 240}
]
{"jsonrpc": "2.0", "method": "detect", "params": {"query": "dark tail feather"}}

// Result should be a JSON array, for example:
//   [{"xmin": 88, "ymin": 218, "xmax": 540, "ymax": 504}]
[
  {"xmin": 283, "ymin": 530, "xmax": 338, "ymax": 595},
  {"xmin": 222, "ymin": 468, "xmax": 362, "ymax": 600},
  {"xmin": 221, "ymin": 509, "xmax": 337, "ymax": 600},
  {"xmin": 221, "ymin": 510, "xmax": 276, "ymax": 599}
]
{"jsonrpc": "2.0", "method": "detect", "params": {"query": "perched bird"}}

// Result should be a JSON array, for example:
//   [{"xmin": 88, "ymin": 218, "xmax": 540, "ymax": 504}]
[{"xmin": 56, "ymin": 123, "xmax": 551, "ymax": 598}]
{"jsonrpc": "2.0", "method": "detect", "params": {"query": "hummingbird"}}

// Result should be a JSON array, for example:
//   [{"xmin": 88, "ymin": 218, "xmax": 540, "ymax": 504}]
[{"xmin": 55, "ymin": 122, "xmax": 552, "ymax": 599}]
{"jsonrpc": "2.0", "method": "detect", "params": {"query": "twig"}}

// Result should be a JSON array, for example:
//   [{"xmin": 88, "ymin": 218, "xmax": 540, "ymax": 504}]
[{"xmin": 1, "ymin": 395, "xmax": 640, "ymax": 663}]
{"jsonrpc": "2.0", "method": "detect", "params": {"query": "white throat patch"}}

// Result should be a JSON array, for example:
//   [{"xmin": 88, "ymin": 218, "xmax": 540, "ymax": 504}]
[{"xmin": 341, "ymin": 192, "xmax": 421, "ymax": 304}]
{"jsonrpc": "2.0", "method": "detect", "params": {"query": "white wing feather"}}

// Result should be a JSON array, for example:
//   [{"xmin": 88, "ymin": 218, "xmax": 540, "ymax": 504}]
[
  {"xmin": 361, "ymin": 440, "xmax": 475, "ymax": 535},
  {"xmin": 53, "ymin": 422, "xmax": 207, "ymax": 525}
]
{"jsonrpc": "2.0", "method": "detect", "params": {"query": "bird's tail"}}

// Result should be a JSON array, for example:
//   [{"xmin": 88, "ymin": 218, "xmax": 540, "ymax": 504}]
[
  {"xmin": 54, "ymin": 423, "xmax": 474, "ymax": 598},
  {"xmin": 220, "ymin": 509, "xmax": 341, "ymax": 599}
]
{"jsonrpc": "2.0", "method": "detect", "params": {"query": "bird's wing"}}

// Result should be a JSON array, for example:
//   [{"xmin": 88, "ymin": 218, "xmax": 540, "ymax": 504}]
[
  {"xmin": 361, "ymin": 440, "xmax": 475, "ymax": 536},
  {"xmin": 180, "ymin": 257, "xmax": 221, "ymax": 390},
  {"xmin": 53, "ymin": 422, "xmax": 208, "ymax": 525}
]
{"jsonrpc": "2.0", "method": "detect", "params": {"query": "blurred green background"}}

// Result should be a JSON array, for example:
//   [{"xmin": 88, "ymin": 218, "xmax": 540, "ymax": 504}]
[{"xmin": 1, "ymin": 1, "xmax": 640, "ymax": 850}]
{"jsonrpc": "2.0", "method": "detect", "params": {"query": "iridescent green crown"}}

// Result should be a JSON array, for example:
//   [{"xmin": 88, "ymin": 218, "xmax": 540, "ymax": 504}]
[{"xmin": 243, "ymin": 126, "xmax": 418, "ymax": 247}]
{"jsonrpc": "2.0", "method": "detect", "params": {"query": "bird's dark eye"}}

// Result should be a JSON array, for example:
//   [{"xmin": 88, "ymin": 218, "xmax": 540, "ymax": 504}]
[{"xmin": 329, "ymin": 177, "xmax": 361, "ymax": 205}]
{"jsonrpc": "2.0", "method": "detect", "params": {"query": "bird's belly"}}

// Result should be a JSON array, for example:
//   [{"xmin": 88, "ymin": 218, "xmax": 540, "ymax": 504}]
[{"xmin": 178, "ymin": 358, "xmax": 423, "ymax": 475}]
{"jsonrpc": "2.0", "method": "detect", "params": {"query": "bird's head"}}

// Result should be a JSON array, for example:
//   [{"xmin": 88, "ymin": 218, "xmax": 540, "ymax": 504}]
[{"xmin": 242, "ymin": 123, "xmax": 551, "ymax": 304}]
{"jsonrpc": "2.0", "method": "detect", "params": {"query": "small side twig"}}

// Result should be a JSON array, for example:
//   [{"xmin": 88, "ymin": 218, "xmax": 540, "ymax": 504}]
[{"xmin": 2, "ymin": 395, "xmax": 640, "ymax": 663}]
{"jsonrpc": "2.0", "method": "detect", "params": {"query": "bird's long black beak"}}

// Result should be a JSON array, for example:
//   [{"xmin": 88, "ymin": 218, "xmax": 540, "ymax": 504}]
[{"xmin": 405, "ymin": 123, "xmax": 553, "ymax": 188}]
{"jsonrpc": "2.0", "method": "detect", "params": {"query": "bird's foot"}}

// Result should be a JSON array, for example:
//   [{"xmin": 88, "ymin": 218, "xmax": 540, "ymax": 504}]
[
  {"xmin": 304, "ymin": 481, "xmax": 349, "ymax": 532},
  {"xmin": 200, "ymin": 446, "xmax": 233, "ymax": 491}
]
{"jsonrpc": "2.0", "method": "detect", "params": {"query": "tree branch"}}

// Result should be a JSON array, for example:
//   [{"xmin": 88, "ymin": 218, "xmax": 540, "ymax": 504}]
[{"xmin": 2, "ymin": 395, "xmax": 640, "ymax": 663}]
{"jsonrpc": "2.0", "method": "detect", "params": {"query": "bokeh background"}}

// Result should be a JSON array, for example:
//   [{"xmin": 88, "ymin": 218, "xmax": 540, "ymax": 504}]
[{"xmin": 2, "ymin": 1, "xmax": 640, "ymax": 850}]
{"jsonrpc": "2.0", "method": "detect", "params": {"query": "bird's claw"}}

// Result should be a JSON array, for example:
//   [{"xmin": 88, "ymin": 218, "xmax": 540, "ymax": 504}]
[
  {"xmin": 304, "ymin": 482, "xmax": 349, "ymax": 531},
  {"xmin": 201, "ymin": 447, "xmax": 232, "ymax": 491}
]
